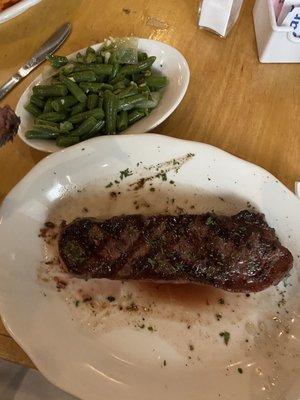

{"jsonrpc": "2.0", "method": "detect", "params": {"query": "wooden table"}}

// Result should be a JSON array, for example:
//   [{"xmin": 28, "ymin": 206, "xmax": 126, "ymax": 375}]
[{"xmin": 0, "ymin": 0, "xmax": 299, "ymax": 369}]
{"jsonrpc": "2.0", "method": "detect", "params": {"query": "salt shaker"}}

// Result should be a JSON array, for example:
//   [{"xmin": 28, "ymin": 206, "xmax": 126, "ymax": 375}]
[{"xmin": 198, "ymin": 0, "xmax": 244, "ymax": 37}]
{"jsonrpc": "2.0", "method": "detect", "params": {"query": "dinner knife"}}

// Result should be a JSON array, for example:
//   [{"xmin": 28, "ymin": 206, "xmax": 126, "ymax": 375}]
[{"xmin": 0, "ymin": 22, "xmax": 72, "ymax": 101}]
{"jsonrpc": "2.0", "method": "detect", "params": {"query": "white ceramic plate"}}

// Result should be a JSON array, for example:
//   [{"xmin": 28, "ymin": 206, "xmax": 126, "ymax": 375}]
[
  {"xmin": 0, "ymin": 134, "xmax": 299, "ymax": 400},
  {"xmin": 0, "ymin": 0, "xmax": 41, "ymax": 24},
  {"xmin": 16, "ymin": 39, "xmax": 190, "ymax": 153}
]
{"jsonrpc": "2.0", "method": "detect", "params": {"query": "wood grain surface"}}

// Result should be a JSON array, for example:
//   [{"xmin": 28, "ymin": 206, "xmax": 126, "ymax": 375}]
[{"xmin": 0, "ymin": 0, "xmax": 299, "ymax": 368}]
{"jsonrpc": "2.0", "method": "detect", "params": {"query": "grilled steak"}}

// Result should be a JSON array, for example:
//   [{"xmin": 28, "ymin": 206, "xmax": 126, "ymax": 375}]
[{"xmin": 58, "ymin": 210, "xmax": 293, "ymax": 292}]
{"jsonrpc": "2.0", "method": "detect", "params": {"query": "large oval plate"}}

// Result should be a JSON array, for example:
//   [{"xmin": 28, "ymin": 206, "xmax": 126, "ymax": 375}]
[
  {"xmin": 16, "ymin": 39, "xmax": 190, "ymax": 153},
  {"xmin": 0, "ymin": 134, "xmax": 299, "ymax": 400}
]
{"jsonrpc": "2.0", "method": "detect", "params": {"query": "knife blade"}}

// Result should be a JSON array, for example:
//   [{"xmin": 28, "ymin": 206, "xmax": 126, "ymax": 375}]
[{"xmin": 0, "ymin": 22, "xmax": 72, "ymax": 101}]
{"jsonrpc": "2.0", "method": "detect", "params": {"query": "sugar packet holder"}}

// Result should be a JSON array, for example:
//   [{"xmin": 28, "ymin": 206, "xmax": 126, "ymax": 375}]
[{"xmin": 253, "ymin": 0, "xmax": 300, "ymax": 63}]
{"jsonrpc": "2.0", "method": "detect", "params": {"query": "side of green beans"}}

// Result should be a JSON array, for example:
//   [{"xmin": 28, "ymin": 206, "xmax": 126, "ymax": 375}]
[{"xmin": 25, "ymin": 42, "xmax": 168, "ymax": 147}]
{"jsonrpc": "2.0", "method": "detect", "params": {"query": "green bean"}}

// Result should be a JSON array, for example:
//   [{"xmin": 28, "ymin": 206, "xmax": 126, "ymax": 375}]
[
  {"xmin": 59, "ymin": 75, "xmax": 87, "ymax": 103},
  {"xmin": 117, "ymin": 84, "xmax": 138, "ymax": 99},
  {"xmin": 70, "ymin": 116, "xmax": 98, "ymax": 137},
  {"xmin": 98, "ymin": 96, "xmax": 103, "ymax": 109},
  {"xmin": 25, "ymin": 103, "xmax": 41, "ymax": 117},
  {"xmin": 32, "ymin": 124, "xmax": 60, "ymax": 133},
  {"xmin": 38, "ymin": 112, "xmax": 66, "ymax": 122},
  {"xmin": 68, "ymin": 108, "xmax": 104, "ymax": 124},
  {"xmin": 60, "ymin": 121, "xmax": 73, "ymax": 131},
  {"xmin": 112, "ymin": 81, "xmax": 126, "ymax": 91},
  {"xmin": 33, "ymin": 84, "xmax": 68, "ymax": 98},
  {"xmin": 109, "ymin": 75, "xmax": 129, "ymax": 85},
  {"xmin": 70, "ymin": 102, "xmax": 86, "ymax": 116},
  {"xmin": 47, "ymin": 55, "xmax": 68, "ymax": 68},
  {"xmin": 43, "ymin": 98, "xmax": 54, "ymax": 113},
  {"xmin": 117, "ymin": 93, "xmax": 147, "ymax": 112},
  {"xmin": 145, "ymin": 75, "xmax": 168, "ymax": 89},
  {"xmin": 79, "ymin": 82, "xmax": 113, "ymax": 93},
  {"xmin": 57, "ymin": 136, "xmax": 80, "ymax": 147},
  {"xmin": 87, "ymin": 94, "xmax": 99, "ymax": 110},
  {"xmin": 110, "ymin": 63, "xmax": 119, "ymax": 79},
  {"xmin": 103, "ymin": 90, "xmax": 117, "ymax": 134},
  {"xmin": 51, "ymin": 95, "xmax": 78, "ymax": 112},
  {"xmin": 30, "ymin": 95, "xmax": 45, "ymax": 109},
  {"xmin": 119, "ymin": 56, "xmax": 156, "ymax": 75},
  {"xmin": 86, "ymin": 46, "xmax": 96, "ymax": 55},
  {"xmin": 69, "ymin": 71, "xmax": 97, "ymax": 82},
  {"xmin": 128, "ymin": 109, "xmax": 145, "ymax": 124},
  {"xmin": 58, "ymin": 63, "xmax": 75, "ymax": 75},
  {"xmin": 81, "ymin": 120, "xmax": 105, "ymax": 140},
  {"xmin": 76, "ymin": 52, "xmax": 85, "ymax": 63},
  {"xmin": 117, "ymin": 110, "xmax": 128, "ymax": 131},
  {"xmin": 132, "ymin": 73, "xmax": 145, "ymax": 85},
  {"xmin": 35, "ymin": 118, "xmax": 59, "ymax": 128},
  {"xmin": 85, "ymin": 47, "xmax": 97, "ymax": 64},
  {"xmin": 91, "ymin": 64, "xmax": 113, "ymax": 75},
  {"xmin": 138, "ymin": 52, "xmax": 148, "ymax": 62},
  {"xmin": 25, "ymin": 130, "xmax": 59, "ymax": 139}
]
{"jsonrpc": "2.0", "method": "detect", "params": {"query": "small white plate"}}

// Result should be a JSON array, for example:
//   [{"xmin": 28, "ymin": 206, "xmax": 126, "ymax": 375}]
[
  {"xmin": 0, "ymin": 134, "xmax": 299, "ymax": 400},
  {"xmin": 0, "ymin": 0, "xmax": 41, "ymax": 24},
  {"xmin": 16, "ymin": 39, "xmax": 190, "ymax": 153}
]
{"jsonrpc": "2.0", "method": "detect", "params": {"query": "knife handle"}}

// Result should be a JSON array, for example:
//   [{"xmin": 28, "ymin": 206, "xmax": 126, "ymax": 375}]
[{"xmin": 0, "ymin": 73, "xmax": 22, "ymax": 101}]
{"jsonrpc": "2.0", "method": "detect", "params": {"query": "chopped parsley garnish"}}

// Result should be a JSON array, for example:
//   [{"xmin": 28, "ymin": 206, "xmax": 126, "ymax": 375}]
[
  {"xmin": 189, "ymin": 344, "xmax": 194, "ymax": 351},
  {"xmin": 148, "ymin": 257, "xmax": 156, "ymax": 267},
  {"xmin": 215, "ymin": 313, "xmax": 222, "ymax": 321},
  {"xmin": 150, "ymin": 187, "xmax": 156, "ymax": 192},
  {"xmin": 138, "ymin": 323, "xmax": 145, "ymax": 329},
  {"xmin": 206, "ymin": 216, "xmax": 215, "ymax": 226},
  {"xmin": 114, "ymin": 180, "xmax": 120, "ymax": 184},
  {"xmin": 75, "ymin": 300, "xmax": 80, "ymax": 307},
  {"xmin": 107, "ymin": 296, "xmax": 115, "ymax": 302},
  {"xmin": 148, "ymin": 326, "xmax": 154, "ymax": 332},
  {"xmin": 163, "ymin": 360, "xmax": 167, "ymax": 366},
  {"xmin": 105, "ymin": 182, "xmax": 113, "ymax": 188},
  {"xmin": 126, "ymin": 303, "xmax": 138, "ymax": 311},
  {"xmin": 218, "ymin": 298, "xmax": 225, "ymax": 305},
  {"xmin": 119, "ymin": 168, "xmax": 133, "ymax": 180},
  {"xmin": 238, "ymin": 367, "xmax": 243, "ymax": 374},
  {"xmin": 169, "ymin": 180, "xmax": 175, "ymax": 184},
  {"xmin": 219, "ymin": 331, "xmax": 230, "ymax": 345},
  {"xmin": 156, "ymin": 171, "xmax": 167, "ymax": 181}
]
